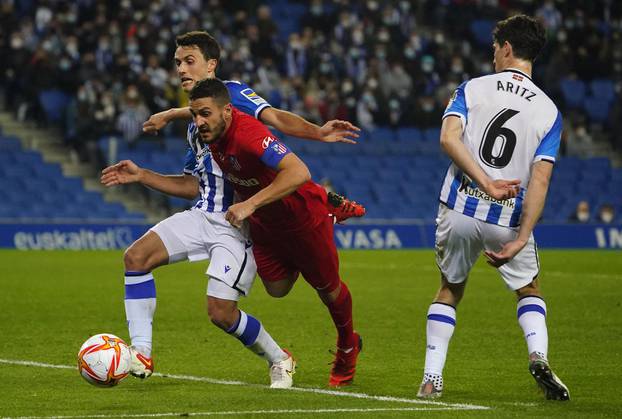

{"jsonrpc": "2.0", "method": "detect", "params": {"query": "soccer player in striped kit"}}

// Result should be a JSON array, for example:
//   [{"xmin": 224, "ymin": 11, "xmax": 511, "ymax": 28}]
[{"xmin": 417, "ymin": 15, "xmax": 569, "ymax": 401}]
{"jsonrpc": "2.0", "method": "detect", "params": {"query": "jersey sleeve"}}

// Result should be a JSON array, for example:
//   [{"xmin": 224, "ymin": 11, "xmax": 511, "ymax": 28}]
[
  {"xmin": 184, "ymin": 147, "xmax": 196, "ymax": 174},
  {"xmin": 443, "ymin": 81, "xmax": 468, "ymax": 128},
  {"xmin": 225, "ymin": 80, "xmax": 272, "ymax": 119},
  {"xmin": 239, "ymin": 122, "xmax": 291, "ymax": 170},
  {"xmin": 534, "ymin": 111, "xmax": 562, "ymax": 163}
]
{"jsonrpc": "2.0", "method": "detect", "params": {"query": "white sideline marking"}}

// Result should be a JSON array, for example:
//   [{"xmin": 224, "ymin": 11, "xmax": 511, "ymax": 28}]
[
  {"xmin": 4, "ymin": 407, "xmax": 478, "ymax": 419},
  {"xmin": 0, "ymin": 358, "xmax": 488, "ymax": 411},
  {"xmin": 341, "ymin": 261, "xmax": 621, "ymax": 280}
]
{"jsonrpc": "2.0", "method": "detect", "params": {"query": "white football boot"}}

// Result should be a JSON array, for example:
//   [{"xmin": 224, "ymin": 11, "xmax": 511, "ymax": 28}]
[
  {"xmin": 417, "ymin": 373, "xmax": 443, "ymax": 398},
  {"xmin": 269, "ymin": 349, "xmax": 295, "ymax": 389},
  {"xmin": 129, "ymin": 346, "xmax": 154, "ymax": 379}
]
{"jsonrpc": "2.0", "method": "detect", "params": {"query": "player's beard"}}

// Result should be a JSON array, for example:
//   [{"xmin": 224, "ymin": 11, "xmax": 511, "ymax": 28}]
[{"xmin": 198, "ymin": 116, "xmax": 226, "ymax": 144}]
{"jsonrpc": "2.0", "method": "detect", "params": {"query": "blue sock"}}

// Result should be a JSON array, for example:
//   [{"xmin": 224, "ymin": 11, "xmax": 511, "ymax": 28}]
[{"xmin": 227, "ymin": 310, "xmax": 286, "ymax": 364}]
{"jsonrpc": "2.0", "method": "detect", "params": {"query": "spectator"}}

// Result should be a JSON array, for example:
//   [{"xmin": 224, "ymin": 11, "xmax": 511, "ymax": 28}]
[
  {"xmin": 597, "ymin": 204, "xmax": 615, "ymax": 224},
  {"xmin": 116, "ymin": 85, "xmax": 150, "ymax": 147},
  {"xmin": 569, "ymin": 200, "xmax": 591, "ymax": 223}
]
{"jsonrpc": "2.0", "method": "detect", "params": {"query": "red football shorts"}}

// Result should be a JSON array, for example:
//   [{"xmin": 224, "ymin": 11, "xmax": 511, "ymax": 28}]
[{"xmin": 251, "ymin": 213, "xmax": 341, "ymax": 292}]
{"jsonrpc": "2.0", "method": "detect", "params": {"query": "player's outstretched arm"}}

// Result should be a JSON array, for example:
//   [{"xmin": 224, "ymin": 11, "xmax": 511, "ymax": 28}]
[
  {"xmin": 101, "ymin": 160, "xmax": 199, "ymax": 199},
  {"xmin": 225, "ymin": 153, "xmax": 311, "ymax": 227},
  {"xmin": 142, "ymin": 107, "xmax": 192, "ymax": 134},
  {"xmin": 485, "ymin": 160, "xmax": 553, "ymax": 267},
  {"xmin": 260, "ymin": 107, "xmax": 359, "ymax": 144},
  {"xmin": 440, "ymin": 115, "xmax": 520, "ymax": 200}
]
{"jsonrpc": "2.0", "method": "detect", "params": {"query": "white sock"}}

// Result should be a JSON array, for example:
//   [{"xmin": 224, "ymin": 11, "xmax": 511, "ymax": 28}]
[
  {"xmin": 517, "ymin": 296, "xmax": 548, "ymax": 359},
  {"xmin": 227, "ymin": 310, "xmax": 287, "ymax": 364},
  {"xmin": 424, "ymin": 303, "xmax": 456, "ymax": 376},
  {"xmin": 124, "ymin": 271, "xmax": 156, "ymax": 357}
]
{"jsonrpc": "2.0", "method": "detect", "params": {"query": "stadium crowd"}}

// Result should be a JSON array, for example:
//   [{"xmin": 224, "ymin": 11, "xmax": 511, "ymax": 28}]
[{"xmin": 0, "ymin": 0, "xmax": 620, "ymax": 161}]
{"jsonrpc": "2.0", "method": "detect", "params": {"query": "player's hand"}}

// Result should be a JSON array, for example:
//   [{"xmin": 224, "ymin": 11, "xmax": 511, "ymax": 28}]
[
  {"xmin": 225, "ymin": 201, "xmax": 256, "ymax": 228},
  {"xmin": 101, "ymin": 160, "xmax": 142, "ymax": 187},
  {"xmin": 484, "ymin": 179, "xmax": 521, "ymax": 200},
  {"xmin": 318, "ymin": 120, "xmax": 360, "ymax": 144},
  {"xmin": 143, "ymin": 111, "xmax": 170, "ymax": 134},
  {"xmin": 484, "ymin": 238, "xmax": 528, "ymax": 267}
]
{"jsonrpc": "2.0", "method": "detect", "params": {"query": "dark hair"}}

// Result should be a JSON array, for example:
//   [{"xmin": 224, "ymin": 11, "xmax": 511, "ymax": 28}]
[
  {"xmin": 189, "ymin": 78, "xmax": 231, "ymax": 106},
  {"xmin": 175, "ymin": 31, "xmax": 221, "ymax": 61},
  {"xmin": 493, "ymin": 15, "xmax": 546, "ymax": 62}
]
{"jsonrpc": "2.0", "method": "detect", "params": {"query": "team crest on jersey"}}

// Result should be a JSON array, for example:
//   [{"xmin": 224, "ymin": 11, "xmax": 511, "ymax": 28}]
[
  {"xmin": 241, "ymin": 88, "xmax": 268, "ymax": 105},
  {"xmin": 229, "ymin": 155, "xmax": 242, "ymax": 171},
  {"xmin": 262, "ymin": 136, "xmax": 276, "ymax": 149},
  {"xmin": 271, "ymin": 142, "xmax": 288, "ymax": 155}
]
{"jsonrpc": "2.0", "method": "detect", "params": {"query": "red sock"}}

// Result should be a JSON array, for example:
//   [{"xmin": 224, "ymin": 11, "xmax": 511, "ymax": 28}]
[{"xmin": 327, "ymin": 281, "xmax": 355, "ymax": 350}]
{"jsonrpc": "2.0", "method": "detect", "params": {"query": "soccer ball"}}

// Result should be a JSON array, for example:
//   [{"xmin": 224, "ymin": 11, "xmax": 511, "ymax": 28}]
[{"xmin": 77, "ymin": 333, "xmax": 131, "ymax": 387}]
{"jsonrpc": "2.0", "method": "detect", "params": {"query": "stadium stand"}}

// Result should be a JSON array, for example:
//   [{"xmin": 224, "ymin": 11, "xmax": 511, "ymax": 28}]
[
  {"xmin": 0, "ymin": 134, "xmax": 145, "ymax": 222},
  {"xmin": 0, "ymin": 1, "xmax": 619, "ymax": 223}
]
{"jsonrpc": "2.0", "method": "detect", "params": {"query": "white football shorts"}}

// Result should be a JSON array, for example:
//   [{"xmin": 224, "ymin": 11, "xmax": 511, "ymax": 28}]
[
  {"xmin": 435, "ymin": 204, "xmax": 539, "ymax": 290},
  {"xmin": 150, "ymin": 208, "xmax": 257, "ymax": 300}
]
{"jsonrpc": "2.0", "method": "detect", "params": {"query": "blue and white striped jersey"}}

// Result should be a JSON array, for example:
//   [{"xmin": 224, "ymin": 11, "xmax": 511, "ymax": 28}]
[
  {"xmin": 182, "ymin": 80, "xmax": 272, "ymax": 213},
  {"xmin": 184, "ymin": 123, "xmax": 234, "ymax": 212},
  {"xmin": 439, "ymin": 68, "xmax": 562, "ymax": 227}
]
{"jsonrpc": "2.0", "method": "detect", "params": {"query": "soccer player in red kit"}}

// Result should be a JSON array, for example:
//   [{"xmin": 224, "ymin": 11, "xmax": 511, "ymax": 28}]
[{"xmin": 188, "ymin": 78, "xmax": 361, "ymax": 387}]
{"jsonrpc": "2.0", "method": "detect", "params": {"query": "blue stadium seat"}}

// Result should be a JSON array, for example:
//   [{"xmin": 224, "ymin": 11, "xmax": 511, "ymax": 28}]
[
  {"xmin": 38, "ymin": 90, "xmax": 70, "ymax": 123},
  {"xmin": 396, "ymin": 127, "xmax": 423, "ymax": 142},
  {"xmin": 422, "ymin": 127, "xmax": 441, "ymax": 142},
  {"xmin": 559, "ymin": 78, "xmax": 586, "ymax": 108},
  {"xmin": 367, "ymin": 127, "xmax": 397, "ymax": 142},
  {"xmin": 169, "ymin": 196, "xmax": 193, "ymax": 209},
  {"xmin": 0, "ymin": 136, "xmax": 22, "ymax": 151},
  {"xmin": 469, "ymin": 19, "xmax": 495, "ymax": 45},
  {"xmin": 165, "ymin": 137, "xmax": 188, "ymax": 152},
  {"xmin": 583, "ymin": 96, "xmax": 611, "ymax": 123},
  {"xmin": 590, "ymin": 79, "xmax": 616, "ymax": 104}
]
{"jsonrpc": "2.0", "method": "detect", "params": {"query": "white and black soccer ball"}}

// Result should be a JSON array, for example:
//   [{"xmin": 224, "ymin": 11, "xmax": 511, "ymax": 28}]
[{"xmin": 77, "ymin": 333, "xmax": 131, "ymax": 387}]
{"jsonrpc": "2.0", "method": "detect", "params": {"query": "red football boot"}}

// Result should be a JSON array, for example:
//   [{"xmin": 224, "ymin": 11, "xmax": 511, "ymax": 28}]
[
  {"xmin": 329, "ymin": 332, "xmax": 363, "ymax": 387},
  {"xmin": 327, "ymin": 192, "xmax": 366, "ymax": 224}
]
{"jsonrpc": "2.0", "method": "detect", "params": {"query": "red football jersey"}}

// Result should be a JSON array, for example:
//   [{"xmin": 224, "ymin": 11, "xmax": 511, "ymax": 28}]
[{"xmin": 209, "ymin": 108, "xmax": 327, "ymax": 231}]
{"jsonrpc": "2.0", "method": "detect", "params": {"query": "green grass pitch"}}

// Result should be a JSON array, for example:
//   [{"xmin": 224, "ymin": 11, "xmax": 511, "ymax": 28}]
[{"xmin": 0, "ymin": 249, "xmax": 620, "ymax": 418}]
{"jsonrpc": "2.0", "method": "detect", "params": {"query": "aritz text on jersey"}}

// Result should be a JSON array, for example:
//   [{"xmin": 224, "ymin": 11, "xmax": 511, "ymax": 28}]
[
  {"xmin": 226, "ymin": 172, "xmax": 259, "ymax": 187},
  {"xmin": 496, "ymin": 80, "xmax": 537, "ymax": 102},
  {"xmin": 458, "ymin": 175, "xmax": 516, "ymax": 208}
]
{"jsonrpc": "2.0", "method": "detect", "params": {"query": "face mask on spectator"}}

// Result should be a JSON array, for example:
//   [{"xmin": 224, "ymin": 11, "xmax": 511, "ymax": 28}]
[
  {"xmin": 352, "ymin": 29, "xmax": 364, "ymax": 45},
  {"xmin": 10, "ymin": 35, "xmax": 24, "ymax": 49},
  {"xmin": 421, "ymin": 57, "xmax": 434, "ymax": 73},
  {"xmin": 59, "ymin": 58, "xmax": 71, "ymax": 70},
  {"xmin": 577, "ymin": 209, "xmax": 589, "ymax": 222},
  {"xmin": 600, "ymin": 210, "xmax": 614, "ymax": 223},
  {"xmin": 342, "ymin": 80, "xmax": 353, "ymax": 94},
  {"xmin": 378, "ymin": 29, "xmax": 390, "ymax": 43},
  {"xmin": 156, "ymin": 42, "xmax": 167, "ymax": 55}
]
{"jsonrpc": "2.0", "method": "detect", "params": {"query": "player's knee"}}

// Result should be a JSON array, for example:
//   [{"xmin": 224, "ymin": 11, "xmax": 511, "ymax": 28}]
[
  {"xmin": 437, "ymin": 276, "xmax": 465, "ymax": 305},
  {"xmin": 515, "ymin": 278, "xmax": 541, "ymax": 299},
  {"xmin": 123, "ymin": 245, "xmax": 152, "ymax": 272},
  {"xmin": 207, "ymin": 300, "xmax": 238, "ymax": 330}
]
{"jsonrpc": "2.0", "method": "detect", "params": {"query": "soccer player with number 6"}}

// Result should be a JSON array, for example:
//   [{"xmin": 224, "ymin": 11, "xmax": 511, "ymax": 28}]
[{"xmin": 417, "ymin": 15, "xmax": 569, "ymax": 401}]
